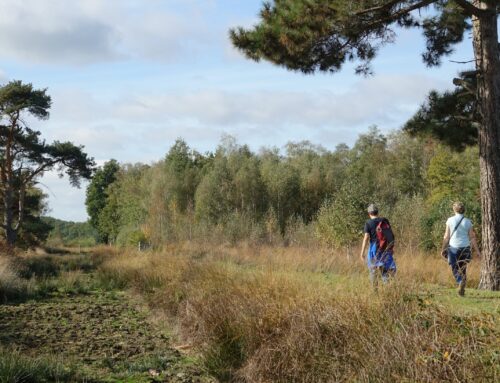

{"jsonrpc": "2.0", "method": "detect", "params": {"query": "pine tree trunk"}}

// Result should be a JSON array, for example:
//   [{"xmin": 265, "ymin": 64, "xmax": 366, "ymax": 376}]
[
  {"xmin": 1, "ymin": 121, "xmax": 17, "ymax": 248},
  {"xmin": 2, "ymin": 181, "xmax": 17, "ymax": 247},
  {"xmin": 472, "ymin": 2, "xmax": 500, "ymax": 290}
]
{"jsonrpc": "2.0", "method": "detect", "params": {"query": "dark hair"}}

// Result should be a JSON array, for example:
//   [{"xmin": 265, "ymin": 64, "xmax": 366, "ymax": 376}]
[{"xmin": 367, "ymin": 204, "xmax": 378, "ymax": 215}]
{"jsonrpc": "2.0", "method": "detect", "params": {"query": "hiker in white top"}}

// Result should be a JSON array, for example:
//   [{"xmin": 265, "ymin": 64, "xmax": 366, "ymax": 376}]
[{"xmin": 442, "ymin": 201, "xmax": 481, "ymax": 296}]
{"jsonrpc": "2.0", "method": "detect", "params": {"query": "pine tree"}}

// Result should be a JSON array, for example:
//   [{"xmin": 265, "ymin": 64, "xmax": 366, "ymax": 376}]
[
  {"xmin": 0, "ymin": 81, "xmax": 94, "ymax": 247},
  {"xmin": 404, "ymin": 72, "xmax": 478, "ymax": 149}
]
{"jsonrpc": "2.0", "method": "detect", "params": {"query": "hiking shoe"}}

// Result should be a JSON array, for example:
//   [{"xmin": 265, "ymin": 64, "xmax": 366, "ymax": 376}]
[{"xmin": 458, "ymin": 281, "xmax": 466, "ymax": 296}]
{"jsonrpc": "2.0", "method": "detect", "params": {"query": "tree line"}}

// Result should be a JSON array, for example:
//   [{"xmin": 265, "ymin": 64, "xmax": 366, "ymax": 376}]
[{"xmin": 85, "ymin": 128, "xmax": 480, "ymax": 254}]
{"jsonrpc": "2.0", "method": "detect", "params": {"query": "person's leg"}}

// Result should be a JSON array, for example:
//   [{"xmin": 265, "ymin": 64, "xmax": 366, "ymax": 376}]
[
  {"xmin": 381, "ymin": 251, "xmax": 396, "ymax": 284},
  {"xmin": 381, "ymin": 267, "xmax": 396, "ymax": 283},
  {"xmin": 448, "ymin": 249, "xmax": 462, "ymax": 285},
  {"xmin": 367, "ymin": 242, "xmax": 380, "ymax": 290},
  {"xmin": 370, "ymin": 267, "xmax": 386, "ymax": 290},
  {"xmin": 456, "ymin": 247, "xmax": 470, "ymax": 296},
  {"xmin": 458, "ymin": 264, "xmax": 467, "ymax": 296}
]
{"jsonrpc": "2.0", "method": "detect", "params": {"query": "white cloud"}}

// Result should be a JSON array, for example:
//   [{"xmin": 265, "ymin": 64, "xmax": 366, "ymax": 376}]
[
  {"xmin": 33, "ymin": 72, "xmax": 447, "ymax": 175},
  {"xmin": 0, "ymin": 0, "xmax": 210, "ymax": 65},
  {"xmin": 110, "ymin": 73, "xmax": 446, "ymax": 129},
  {"xmin": 39, "ymin": 171, "xmax": 89, "ymax": 221},
  {"xmin": 0, "ymin": 1, "xmax": 119, "ymax": 65},
  {"xmin": 37, "ymin": 72, "xmax": 448, "ymax": 156}
]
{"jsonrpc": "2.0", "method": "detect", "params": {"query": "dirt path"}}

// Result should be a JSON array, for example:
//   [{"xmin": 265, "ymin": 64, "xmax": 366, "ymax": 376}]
[{"xmin": 0, "ymin": 254, "xmax": 215, "ymax": 382}]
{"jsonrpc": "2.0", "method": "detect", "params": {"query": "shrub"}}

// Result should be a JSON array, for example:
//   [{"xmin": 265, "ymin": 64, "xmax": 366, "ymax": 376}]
[
  {"xmin": 116, "ymin": 225, "xmax": 148, "ymax": 248},
  {"xmin": 0, "ymin": 258, "xmax": 29, "ymax": 302}
]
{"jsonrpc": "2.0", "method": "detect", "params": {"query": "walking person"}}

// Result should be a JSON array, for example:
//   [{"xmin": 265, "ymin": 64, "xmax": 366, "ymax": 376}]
[
  {"xmin": 441, "ymin": 201, "xmax": 481, "ymax": 296},
  {"xmin": 360, "ymin": 204, "xmax": 396, "ymax": 288}
]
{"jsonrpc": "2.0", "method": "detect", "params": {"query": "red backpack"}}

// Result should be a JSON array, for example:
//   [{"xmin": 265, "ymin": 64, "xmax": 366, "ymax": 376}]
[{"xmin": 376, "ymin": 219, "xmax": 395, "ymax": 253}]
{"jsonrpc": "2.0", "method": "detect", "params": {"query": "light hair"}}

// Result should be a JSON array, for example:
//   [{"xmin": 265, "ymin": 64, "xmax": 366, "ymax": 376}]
[{"xmin": 452, "ymin": 201, "xmax": 465, "ymax": 214}]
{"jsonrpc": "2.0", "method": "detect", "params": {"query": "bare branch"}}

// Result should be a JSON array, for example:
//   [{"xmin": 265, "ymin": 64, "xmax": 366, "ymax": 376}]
[
  {"xmin": 449, "ymin": 59, "xmax": 477, "ymax": 64},
  {"xmin": 25, "ymin": 159, "xmax": 60, "ymax": 183}
]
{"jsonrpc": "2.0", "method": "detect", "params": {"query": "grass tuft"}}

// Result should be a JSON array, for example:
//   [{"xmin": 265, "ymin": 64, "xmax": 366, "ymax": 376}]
[{"xmin": 0, "ymin": 348, "xmax": 78, "ymax": 383}]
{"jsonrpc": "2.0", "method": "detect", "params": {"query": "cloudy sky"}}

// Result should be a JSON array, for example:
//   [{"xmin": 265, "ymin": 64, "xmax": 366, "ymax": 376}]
[{"xmin": 0, "ymin": 0, "xmax": 474, "ymax": 221}]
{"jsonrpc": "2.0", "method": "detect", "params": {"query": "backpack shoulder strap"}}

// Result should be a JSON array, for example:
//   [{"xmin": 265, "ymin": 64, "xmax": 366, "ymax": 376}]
[{"xmin": 450, "ymin": 216, "xmax": 464, "ymax": 240}]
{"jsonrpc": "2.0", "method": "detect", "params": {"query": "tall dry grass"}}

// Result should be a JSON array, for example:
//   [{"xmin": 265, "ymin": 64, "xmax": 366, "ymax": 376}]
[{"xmin": 97, "ymin": 244, "xmax": 496, "ymax": 382}]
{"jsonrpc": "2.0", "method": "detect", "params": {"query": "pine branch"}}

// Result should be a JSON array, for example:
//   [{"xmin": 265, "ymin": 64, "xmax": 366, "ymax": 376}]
[
  {"xmin": 363, "ymin": 0, "xmax": 437, "ymax": 29},
  {"xmin": 354, "ymin": 0, "xmax": 402, "ymax": 16},
  {"xmin": 453, "ymin": 78, "xmax": 476, "ymax": 94},
  {"xmin": 452, "ymin": 0, "xmax": 489, "ymax": 17}
]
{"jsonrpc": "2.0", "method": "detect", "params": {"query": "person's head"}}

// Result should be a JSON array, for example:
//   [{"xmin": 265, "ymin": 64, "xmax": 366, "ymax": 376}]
[
  {"xmin": 453, "ymin": 201, "xmax": 465, "ymax": 214},
  {"xmin": 367, "ymin": 204, "xmax": 379, "ymax": 217}
]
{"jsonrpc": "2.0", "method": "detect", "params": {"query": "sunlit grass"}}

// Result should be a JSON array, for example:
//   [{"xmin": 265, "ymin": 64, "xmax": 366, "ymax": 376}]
[{"xmin": 96, "ymin": 243, "xmax": 499, "ymax": 382}]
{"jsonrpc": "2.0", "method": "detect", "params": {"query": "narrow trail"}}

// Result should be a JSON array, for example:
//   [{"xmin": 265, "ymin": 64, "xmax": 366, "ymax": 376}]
[{"xmin": 0, "ymin": 252, "xmax": 216, "ymax": 382}]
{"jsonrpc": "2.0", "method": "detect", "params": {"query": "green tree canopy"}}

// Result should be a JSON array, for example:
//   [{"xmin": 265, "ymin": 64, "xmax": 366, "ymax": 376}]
[
  {"xmin": 85, "ymin": 159, "xmax": 119, "ymax": 243},
  {"xmin": 231, "ymin": 1, "xmax": 481, "ymax": 74},
  {"xmin": 0, "ymin": 80, "xmax": 95, "ymax": 247},
  {"xmin": 404, "ymin": 71, "xmax": 478, "ymax": 149}
]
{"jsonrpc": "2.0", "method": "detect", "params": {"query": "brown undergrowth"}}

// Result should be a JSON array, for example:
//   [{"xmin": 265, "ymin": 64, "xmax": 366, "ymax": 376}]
[{"xmin": 97, "ymin": 244, "xmax": 498, "ymax": 382}]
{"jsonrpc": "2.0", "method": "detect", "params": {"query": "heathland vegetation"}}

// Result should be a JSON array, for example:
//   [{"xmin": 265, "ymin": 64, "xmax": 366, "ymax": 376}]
[
  {"xmin": 1, "ymin": 1, "xmax": 499, "ymax": 380},
  {"xmin": 2, "ymin": 126, "xmax": 497, "ymax": 381}
]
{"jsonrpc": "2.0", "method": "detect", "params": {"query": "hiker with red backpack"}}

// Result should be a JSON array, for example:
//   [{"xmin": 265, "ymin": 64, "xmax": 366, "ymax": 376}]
[{"xmin": 360, "ymin": 204, "xmax": 396, "ymax": 287}]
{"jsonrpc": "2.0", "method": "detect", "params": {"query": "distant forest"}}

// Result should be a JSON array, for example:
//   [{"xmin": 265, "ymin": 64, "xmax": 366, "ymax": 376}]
[
  {"xmin": 84, "ymin": 127, "xmax": 480, "ymax": 252},
  {"xmin": 42, "ymin": 217, "xmax": 97, "ymax": 247}
]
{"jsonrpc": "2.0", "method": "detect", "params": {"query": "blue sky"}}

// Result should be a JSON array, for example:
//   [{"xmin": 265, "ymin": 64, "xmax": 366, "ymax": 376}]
[{"xmin": 0, "ymin": 0, "xmax": 475, "ymax": 221}]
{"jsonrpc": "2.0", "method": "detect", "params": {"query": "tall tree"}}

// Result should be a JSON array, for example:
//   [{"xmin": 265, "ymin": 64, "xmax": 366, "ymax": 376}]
[
  {"xmin": 85, "ymin": 159, "xmax": 119, "ymax": 243},
  {"xmin": 0, "ymin": 80, "xmax": 94, "ymax": 247},
  {"xmin": 231, "ymin": 0, "xmax": 500, "ymax": 290}
]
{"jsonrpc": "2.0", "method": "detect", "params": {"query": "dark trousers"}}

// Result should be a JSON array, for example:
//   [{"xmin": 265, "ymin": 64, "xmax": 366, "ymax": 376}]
[{"xmin": 448, "ymin": 247, "xmax": 471, "ymax": 285}]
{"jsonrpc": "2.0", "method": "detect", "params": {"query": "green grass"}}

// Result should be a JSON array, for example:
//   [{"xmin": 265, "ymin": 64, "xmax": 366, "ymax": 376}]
[
  {"xmin": 0, "ymin": 349, "xmax": 80, "ymax": 383},
  {"xmin": 430, "ymin": 286, "xmax": 500, "ymax": 316}
]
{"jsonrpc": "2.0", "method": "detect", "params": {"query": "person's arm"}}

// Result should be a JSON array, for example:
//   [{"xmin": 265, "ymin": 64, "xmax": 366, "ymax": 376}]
[
  {"xmin": 360, "ymin": 233, "xmax": 370, "ymax": 261},
  {"xmin": 468, "ymin": 227, "xmax": 481, "ymax": 258}
]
